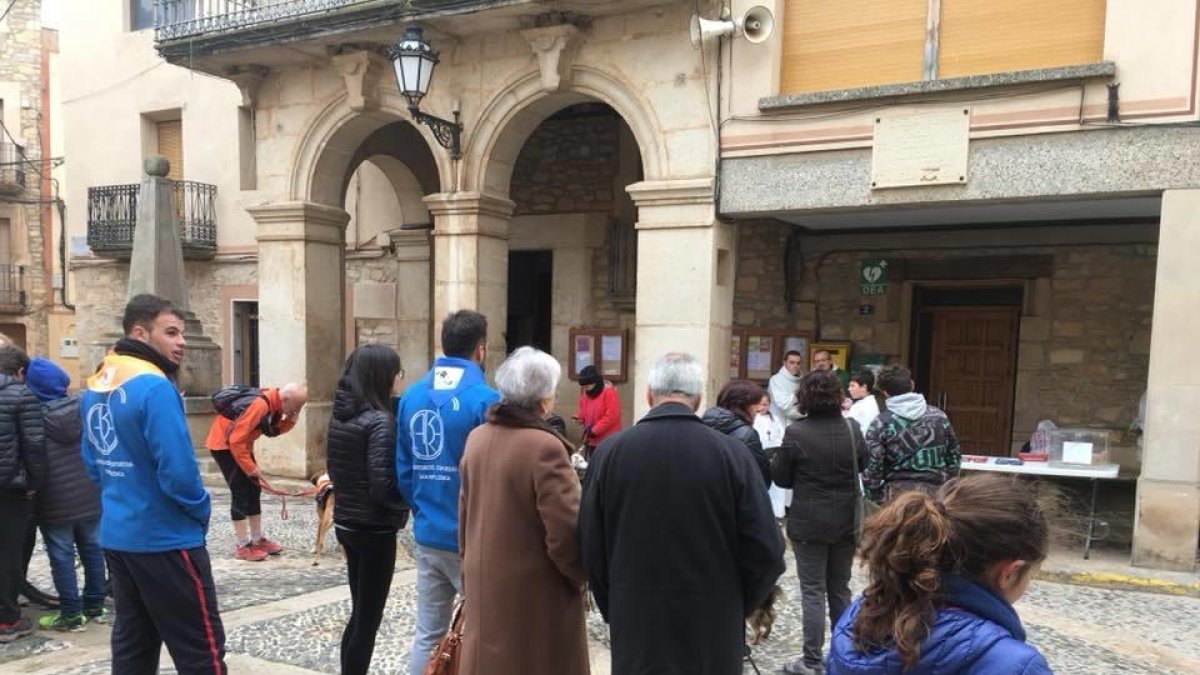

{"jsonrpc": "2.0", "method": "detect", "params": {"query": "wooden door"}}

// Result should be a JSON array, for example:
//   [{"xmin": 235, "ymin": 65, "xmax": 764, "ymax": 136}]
[{"xmin": 926, "ymin": 307, "xmax": 1019, "ymax": 454}]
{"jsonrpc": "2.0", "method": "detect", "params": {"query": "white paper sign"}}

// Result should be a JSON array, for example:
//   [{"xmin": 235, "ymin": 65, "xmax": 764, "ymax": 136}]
[{"xmin": 1062, "ymin": 441, "xmax": 1094, "ymax": 465}]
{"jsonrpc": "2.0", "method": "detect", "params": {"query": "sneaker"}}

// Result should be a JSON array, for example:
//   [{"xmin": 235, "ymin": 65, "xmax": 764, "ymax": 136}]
[
  {"xmin": 0, "ymin": 617, "xmax": 34, "ymax": 642},
  {"xmin": 83, "ymin": 606, "xmax": 109, "ymax": 624},
  {"xmin": 235, "ymin": 543, "xmax": 268, "ymax": 562},
  {"xmin": 37, "ymin": 612, "xmax": 86, "ymax": 632},
  {"xmin": 783, "ymin": 658, "xmax": 824, "ymax": 675},
  {"xmin": 252, "ymin": 537, "xmax": 283, "ymax": 556}
]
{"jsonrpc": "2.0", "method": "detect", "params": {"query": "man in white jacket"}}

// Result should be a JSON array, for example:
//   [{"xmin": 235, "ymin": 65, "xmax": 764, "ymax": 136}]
[{"xmin": 768, "ymin": 351, "xmax": 804, "ymax": 425}]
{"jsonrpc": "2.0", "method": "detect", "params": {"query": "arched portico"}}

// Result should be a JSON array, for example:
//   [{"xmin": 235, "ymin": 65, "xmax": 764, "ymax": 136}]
[
  {"xmin": 248, "ymin": 94, "xmax": 442, "ymax": 477},
  {"xmin": 462, "ymin": 66, "xmax": 731, "ymax": 416}
]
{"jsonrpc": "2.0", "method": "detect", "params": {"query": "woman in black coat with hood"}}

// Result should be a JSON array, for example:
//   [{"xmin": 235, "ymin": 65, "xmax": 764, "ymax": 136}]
[
  {"xmin": 325, "ymin": 344, "xmax": 409, "ymax": 675},
  {"xmin": 701, "ymin": 379, "xmax": 771, "ymax": 486}
]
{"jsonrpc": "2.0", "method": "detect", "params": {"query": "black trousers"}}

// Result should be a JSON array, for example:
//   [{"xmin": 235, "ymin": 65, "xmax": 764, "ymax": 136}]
[
  {"xmin": 210, "ymin": 450, "xmax": 261, "ymax": 521},
  {"xmin": 793, "ymin": 538, "xmax": 855, "ymax": 668},
  {"xmin": 106, "ymin": 547, "xmax": 227, "ymax": 675},
  {"xmin": 336, "ymin": 528, "xmax": 397, "ymax": 675},
  {"xmin": 0, "ymin": 494, "xmax": 31, "ymax": 623}
]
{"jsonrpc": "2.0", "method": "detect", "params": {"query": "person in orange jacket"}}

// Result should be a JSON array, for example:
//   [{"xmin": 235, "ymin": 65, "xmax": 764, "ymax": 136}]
[
  {"xmin": 574, "ymin": 366, "xmax": 621, "ymax": 460},
  {"xmin": 205, "ymin": 383, "xmax": 307, "ymax": 561}
]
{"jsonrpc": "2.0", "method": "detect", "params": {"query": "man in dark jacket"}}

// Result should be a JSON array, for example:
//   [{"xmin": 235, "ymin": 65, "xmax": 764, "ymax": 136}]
[
  {"xmin": 580, "ymin": 352, "xmax": 785, "ymax": 675},
  {"xmin": 27, "ymin": 357, "xmax": 107, "ymax": 631},
  {"xmin": 863, "ymin": 365, "xmax": 961, "ymax": 503},
  {"xmin": 0, "ymin": 344, "xmax": 46, "ymax": 642}
]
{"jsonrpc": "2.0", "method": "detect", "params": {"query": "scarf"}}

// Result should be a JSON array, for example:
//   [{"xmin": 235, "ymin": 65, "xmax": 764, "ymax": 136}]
[
  {"xmin": 114, "ymin": 337, "xmax": 179, "ymax": 377},
  {"xmin": 488, "ymin": 402, "xmax": 575, "ymax": 455},
  {"xmin": 585, "ymin": 381, "xmax": 605, "ymax": 398}
]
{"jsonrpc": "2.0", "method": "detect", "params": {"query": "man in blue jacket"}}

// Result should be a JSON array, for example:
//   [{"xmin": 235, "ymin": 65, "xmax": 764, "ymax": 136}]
[
  {"xmin": 82, "ymin": 294, "xmax": 225, "ymax": 674},
  {"xmin": 396, "ymin": 310, "xmax": 498, "ymax": 675}
]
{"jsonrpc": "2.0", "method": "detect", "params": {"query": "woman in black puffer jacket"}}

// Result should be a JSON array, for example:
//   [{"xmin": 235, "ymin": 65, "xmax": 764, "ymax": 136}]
[
  {"xmin": 325, "ymin": 344, "xmax": 409, "ymax": 675},
  {"xmin": 701, "ymin": 379, "xmax": 771, "ymax": 486}
]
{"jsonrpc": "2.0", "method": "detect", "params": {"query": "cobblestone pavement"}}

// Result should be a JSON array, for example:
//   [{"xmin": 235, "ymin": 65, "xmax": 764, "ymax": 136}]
[{"xmin": 5, "ymin": 488, "xmax": 1199, "ymax": 674}]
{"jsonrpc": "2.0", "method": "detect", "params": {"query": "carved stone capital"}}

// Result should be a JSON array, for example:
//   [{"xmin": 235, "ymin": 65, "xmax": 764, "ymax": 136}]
[
  {"xmin": 332, "ymin": 50, "xmax": 389, "ymax": 112},
  {"xmin": 520, "ymin": 24, "xmax": 582, "ymax": 92},
  {"xmin": 226, "ymin": 65, "xmax": 269, "ymax": 107}
]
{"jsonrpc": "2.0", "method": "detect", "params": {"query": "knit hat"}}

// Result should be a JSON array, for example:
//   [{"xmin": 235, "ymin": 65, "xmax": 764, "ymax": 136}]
[
  {"xmin": 577, "ymin": 365, "xmax": 601, "ymax": 386},
  {"xmin": 25, "ymin": 357, "xmax": 69, "ymax": 402}
]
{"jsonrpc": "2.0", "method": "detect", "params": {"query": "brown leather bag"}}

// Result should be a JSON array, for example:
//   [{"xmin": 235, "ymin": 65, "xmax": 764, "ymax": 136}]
[{"xmin": 423, "ymin": 599, "xmax": 465, "ymax": 675}]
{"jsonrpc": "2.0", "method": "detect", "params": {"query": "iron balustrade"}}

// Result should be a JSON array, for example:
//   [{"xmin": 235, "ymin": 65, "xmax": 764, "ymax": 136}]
[
  {"xmin": 154, "ymin": 0, "xmax": 371, "ymax": 41},
  {"xmin": 86, "ymin": 181, "xmax": 218, "ymax": 259},
  {"xmin": 0, "ymin": 141, "xmax": 26, "ymax": 193},
  {"xmin": 0, "ymin": 265, "xmax": 26, "ymax": 309}
]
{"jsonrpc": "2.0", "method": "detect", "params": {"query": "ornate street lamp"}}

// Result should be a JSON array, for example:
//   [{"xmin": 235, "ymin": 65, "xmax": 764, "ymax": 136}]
[{"xmin": 388, "ymin": 25, "xmax": 463, "ymax": 160}]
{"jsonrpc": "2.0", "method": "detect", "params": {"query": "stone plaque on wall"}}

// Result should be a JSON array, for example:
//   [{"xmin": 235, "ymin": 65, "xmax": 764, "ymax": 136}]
[{"xmin": 871, "ymin": 107, "xmax": 970, "ymax": 189}]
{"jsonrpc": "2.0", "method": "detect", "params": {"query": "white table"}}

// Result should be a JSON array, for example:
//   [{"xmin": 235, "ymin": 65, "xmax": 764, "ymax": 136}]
[{"xmin": 961, "ymin": 458, "xmax": 1121, "ymax": 559}]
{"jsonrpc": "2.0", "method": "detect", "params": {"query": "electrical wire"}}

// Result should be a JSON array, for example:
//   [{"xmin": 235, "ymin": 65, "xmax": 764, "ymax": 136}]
[{"xmin": 0, "ymin": 0, "xmax": 19, "ymax": 25}]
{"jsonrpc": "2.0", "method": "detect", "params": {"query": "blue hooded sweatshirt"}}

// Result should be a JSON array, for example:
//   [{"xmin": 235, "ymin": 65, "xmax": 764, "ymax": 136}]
[
  {"xmin": 81, "ymin": 354, "xmax": 211, "ymax": 552},
  {"xmin": 396, "ymin": 356, "xmax": 499, "ymax": 551},
  {"xmin": 828, "ymin": 576, "xmax": 1052, "ymax": 675}
]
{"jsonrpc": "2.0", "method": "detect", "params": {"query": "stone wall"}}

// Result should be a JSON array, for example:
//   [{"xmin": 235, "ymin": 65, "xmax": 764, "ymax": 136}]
[
  {"xmin": 510, "ymin": 110, "xmax": 621, "ymax": 216},
  {"xmin": 734, "ymin": 221, "xmax": 1155, "ymax": 449},
  {"xmin": 0, "ymin": 0, "xmax": 49, "ymax": 355}
]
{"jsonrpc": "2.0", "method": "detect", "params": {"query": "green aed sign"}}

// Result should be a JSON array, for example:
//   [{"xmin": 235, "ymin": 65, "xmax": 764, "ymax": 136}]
[{"xmin": 860, "ymin": 259, "xmax": 889, "ymax": 296}]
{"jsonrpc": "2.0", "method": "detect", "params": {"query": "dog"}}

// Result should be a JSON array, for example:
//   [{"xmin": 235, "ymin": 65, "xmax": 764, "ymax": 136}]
[
  {"xmin": 310, "ymin": 471, "xmax": 339, "ymax": 566},
  {"xmin": 746, "ymin": 585, "xmax": 783, "ymax": 646}
]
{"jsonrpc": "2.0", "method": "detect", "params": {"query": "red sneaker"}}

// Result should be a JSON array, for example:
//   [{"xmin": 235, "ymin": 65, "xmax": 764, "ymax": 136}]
[
  {"xmin": 235, "ymin": 543, "xmax": 268, "ymax": 562},
  {"xmin": 253, "ymin": 537, "xmax": 283, "ymax": 556}
]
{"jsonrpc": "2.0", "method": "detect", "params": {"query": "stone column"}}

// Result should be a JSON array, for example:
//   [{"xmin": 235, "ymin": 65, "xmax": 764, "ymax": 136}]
[
  {"xmin": 1132, "ymin": 188, "xmax": 1200, "ymax": 571},
  {"xmin": 391, "ymin": 229, "xmax": 433, "ymax": 390},
  {"xmin": 627, "ymin": 178, "xmax": 734, "ymax": 419},
  {"xmin": 423, "ymin": 192, "xmax": 513, "ymax": 373},
  {"xmin": 246, "ymin": 201, "xmax": 350, "ymax": 478}
]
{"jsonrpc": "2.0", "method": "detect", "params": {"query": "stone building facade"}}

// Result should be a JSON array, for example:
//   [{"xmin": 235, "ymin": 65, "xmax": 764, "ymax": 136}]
[
  {"xmin": 0, "ymin": 0, "xmax": 67, "ymax": 370},
  {"xmin": 58, "ymin": 0, "xmax": 1200, "ymax": 570}
]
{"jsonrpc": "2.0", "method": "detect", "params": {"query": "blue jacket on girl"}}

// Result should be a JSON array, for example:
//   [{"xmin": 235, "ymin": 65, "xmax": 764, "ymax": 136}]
[{"xmin": 827, "ymin": 575, "xmax": 1052, "ymax": 674}]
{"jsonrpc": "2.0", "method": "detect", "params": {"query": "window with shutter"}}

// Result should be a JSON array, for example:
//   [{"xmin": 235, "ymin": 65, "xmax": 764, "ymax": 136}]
[
  {"xmin": 780, "ymin": 0, "xmax": 1106, "ymax": 94},
  {"xmin": 156, "ymin": 119, "xmax": 184, "ymax": 181}
]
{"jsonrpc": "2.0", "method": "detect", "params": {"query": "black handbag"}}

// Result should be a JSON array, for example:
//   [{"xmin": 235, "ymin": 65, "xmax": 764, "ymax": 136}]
[{"xmin": 847, "ymin": 419, "xmax": 882, "ymax": 542}]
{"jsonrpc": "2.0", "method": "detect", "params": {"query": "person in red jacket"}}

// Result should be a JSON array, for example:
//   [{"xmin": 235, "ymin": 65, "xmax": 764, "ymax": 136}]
[
  {"xmin": 574, "ymin": 366, "xmax": 621, "ymax": 459},
  {"xmin": 205, "ymin": 384, "xmax": 307, "ymax": 561}
]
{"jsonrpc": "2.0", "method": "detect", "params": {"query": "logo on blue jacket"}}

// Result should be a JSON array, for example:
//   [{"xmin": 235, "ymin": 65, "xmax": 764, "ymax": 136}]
[{"xmin": 410, "ymin": 409, "xmax": 445, "ymax": 461}]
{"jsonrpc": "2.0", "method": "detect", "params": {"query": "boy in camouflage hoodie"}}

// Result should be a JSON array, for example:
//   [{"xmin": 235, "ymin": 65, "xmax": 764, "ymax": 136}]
[{"xmin": 863, "ymin": 365, "xmax": 961, "ymax": 503}]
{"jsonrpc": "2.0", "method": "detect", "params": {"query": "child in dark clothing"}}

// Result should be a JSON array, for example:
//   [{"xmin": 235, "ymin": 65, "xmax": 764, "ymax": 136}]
[{"xmin": 27, "ymin": 358, "xmax": 107, "ymax": 631}]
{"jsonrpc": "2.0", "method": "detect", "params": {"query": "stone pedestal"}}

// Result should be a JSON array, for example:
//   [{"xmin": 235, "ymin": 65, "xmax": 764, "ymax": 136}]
[
  {"xmin": 1132, "ymin": 188, "xmax": 1200, "ymax": 571},
  {"xmin": 247, "ymin": 200, "xmax": 350, "ymax": 478},
  {"xmin": 627, "ymin": 178, "xmax": 733, "ymax": 418},
  {"xmin": 424, "ymin": 192, "xmax": 513, "ymax": 373}
]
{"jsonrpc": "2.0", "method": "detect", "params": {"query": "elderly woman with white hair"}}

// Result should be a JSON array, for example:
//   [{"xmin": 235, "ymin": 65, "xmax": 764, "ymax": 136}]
[{"xmin": 457, "ymin": 346, "xmax": 590, "ymax": 675}]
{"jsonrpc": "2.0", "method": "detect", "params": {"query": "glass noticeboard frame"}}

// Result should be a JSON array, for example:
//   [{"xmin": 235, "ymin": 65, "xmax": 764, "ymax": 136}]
[
  {"xmin": 569, "ymin": 328, "xmax": 629, "ymax": 383},
  {"xmin": 730, "ymin": 329, "xmax": 813, "ymax": 385}
]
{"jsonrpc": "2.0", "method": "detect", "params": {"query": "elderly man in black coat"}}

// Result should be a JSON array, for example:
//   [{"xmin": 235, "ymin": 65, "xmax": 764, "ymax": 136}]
[{"xmin": 580, "ymin": 352, "xmax": 785, "ymax": 675}]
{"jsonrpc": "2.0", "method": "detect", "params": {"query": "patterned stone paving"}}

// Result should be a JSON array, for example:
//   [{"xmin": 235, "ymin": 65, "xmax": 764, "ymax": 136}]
[{"xmin": 11, "ymin": 486, "xmax": 1200, "ymax": 674}]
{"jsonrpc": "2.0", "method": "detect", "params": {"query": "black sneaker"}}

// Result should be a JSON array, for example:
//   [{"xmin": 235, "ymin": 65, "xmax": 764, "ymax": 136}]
[
  {"xmin": 0, "ymin": 617, "xmax": 34, "ymax": 642},
  {"xmin": 83, "ymin": 606, "xmax": 109, "ymax": 624}
]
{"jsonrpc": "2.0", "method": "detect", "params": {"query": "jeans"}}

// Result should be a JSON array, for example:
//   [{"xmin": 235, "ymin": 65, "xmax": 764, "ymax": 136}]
[
  {"xmin": 408, "ymin": 543, "xmax": 462, "ymax": 675},
  {"xmin": 41, "ymin": 519, "xmax": 106, "ymax": 617},
  {"xmin": 793, "ymin": 538, "xmax": 855, "ymax": 668},
  {"xmin": 336, "ymin": 528, "xmax": 397, "ymax": 675}
]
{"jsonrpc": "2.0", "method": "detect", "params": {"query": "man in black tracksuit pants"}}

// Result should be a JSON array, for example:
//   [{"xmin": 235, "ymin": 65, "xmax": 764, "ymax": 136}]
[
  {"xmin": 81, "ymin": 295, "xmax": 226, "ymax": 674},
  {"xmin": 0, "ymin": 344, "xmax": 46, "ymax": 642}
]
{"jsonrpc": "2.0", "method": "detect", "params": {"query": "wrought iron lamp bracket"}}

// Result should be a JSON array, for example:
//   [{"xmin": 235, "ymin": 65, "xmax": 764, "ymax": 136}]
[{"xmin": 409, "ymin": 105, "xmax": 462, "ymax": 160}]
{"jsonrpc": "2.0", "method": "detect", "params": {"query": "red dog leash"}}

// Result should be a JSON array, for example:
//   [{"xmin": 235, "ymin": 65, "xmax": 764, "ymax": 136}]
[{"xmin": 256, "ymin": 478, "xmax": 319, "ymax": 521}]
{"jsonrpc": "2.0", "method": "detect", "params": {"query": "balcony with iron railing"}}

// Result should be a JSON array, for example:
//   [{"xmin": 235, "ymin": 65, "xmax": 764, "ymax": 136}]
[
  {"xmin": 0, "ymin": 265, "xmax": 27, "ymax": 312},
  {"xmin": 0, "ymin": 141, "xmax": 26, "ymax": 196},
  {"xmin": 86, "ymin": 181, "xmax": 218, "ymax": 260}
]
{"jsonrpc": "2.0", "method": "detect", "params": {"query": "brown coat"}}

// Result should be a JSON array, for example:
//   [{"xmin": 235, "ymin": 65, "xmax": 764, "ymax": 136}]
[{"xmin": 458, "ymin": 422, "xmax": 590, "ymax": 675}]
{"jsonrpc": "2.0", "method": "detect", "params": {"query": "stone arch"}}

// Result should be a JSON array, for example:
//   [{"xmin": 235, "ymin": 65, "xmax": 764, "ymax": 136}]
[
  {"xmin": 465, "ymin": 65, "xmax": 666, "ymax": 197},
  {"xmin": 291, "ymin": 91, "xmax": 447, "ymax": 208}
]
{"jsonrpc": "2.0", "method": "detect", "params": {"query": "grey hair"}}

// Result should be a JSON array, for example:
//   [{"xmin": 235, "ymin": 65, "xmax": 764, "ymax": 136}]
[
  {"xmin": 494, "ymin": 346, "xmax": 561, "ymax": 409},
  {"xmin": 648, "ymin": 352, "xmax": 703, "ymax": 399}
]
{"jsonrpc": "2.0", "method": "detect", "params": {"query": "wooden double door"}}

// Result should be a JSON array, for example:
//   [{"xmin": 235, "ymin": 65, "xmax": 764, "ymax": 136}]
[{"xmin": 915, "ymin": 291, "xmax": 1021, "ymax": 455}]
